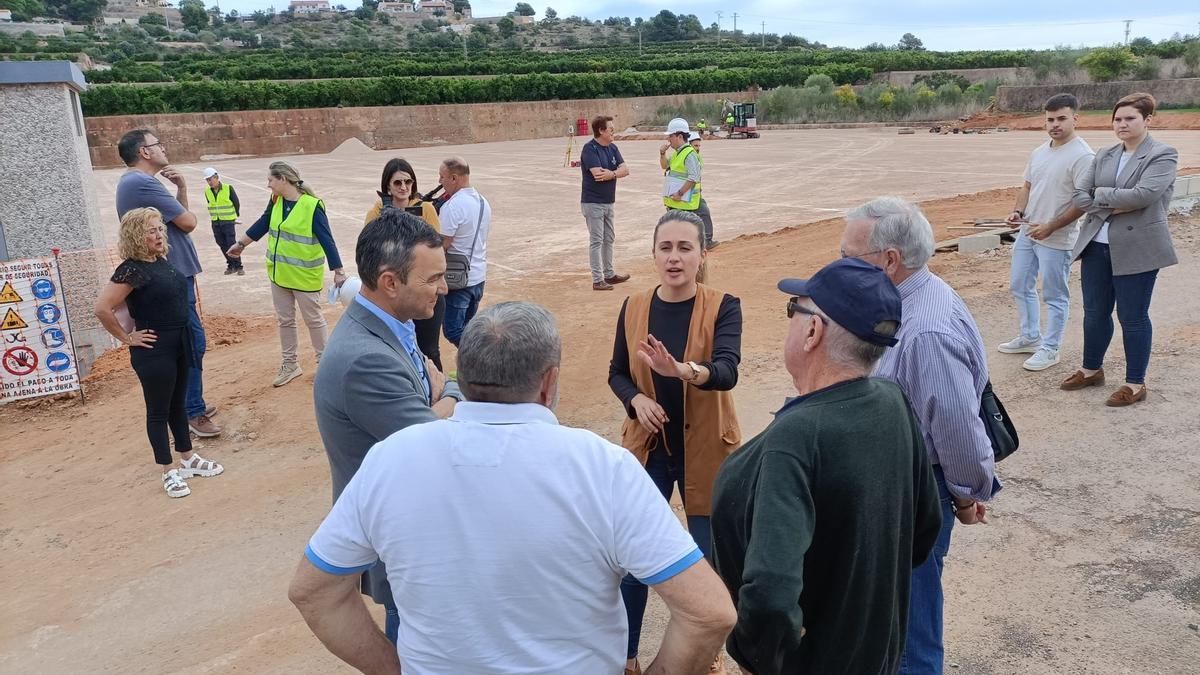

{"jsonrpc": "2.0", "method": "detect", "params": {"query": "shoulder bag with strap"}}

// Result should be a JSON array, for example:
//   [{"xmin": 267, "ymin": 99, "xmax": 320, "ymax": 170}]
[
  {"xmin": 444, "ymin": 194, "xmax": 484, "ymax": 291},
  {"xmin": 979, "ymin": 380, "xmax": 1019, "ymax": 462}
]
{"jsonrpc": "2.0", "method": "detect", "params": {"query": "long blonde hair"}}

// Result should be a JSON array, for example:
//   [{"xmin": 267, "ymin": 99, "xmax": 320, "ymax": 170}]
[
  {"xmin": 269, "ymin": 160, "xmax": 317, "ymax": 198},
  {"xmin": 118, "ymin": 207, "xmax": 169, "ymax": 261}
]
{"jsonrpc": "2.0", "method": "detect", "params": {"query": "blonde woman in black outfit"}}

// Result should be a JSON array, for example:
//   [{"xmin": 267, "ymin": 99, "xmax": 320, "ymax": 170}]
[
  {"xmin": 95, "ymin": 207, "xmax": 225, "ymax": 499},
  {"xmin": 609, "ymin": 210, "xmax": 743, "ymax": 675}
]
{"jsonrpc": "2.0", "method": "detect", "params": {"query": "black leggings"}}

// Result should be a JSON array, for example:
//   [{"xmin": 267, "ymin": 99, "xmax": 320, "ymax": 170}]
[
  {"xmin": 414, "ymin": 295, "xmax": 446, "ymax": 372},
  {"xmin": 130, "ymin": 328, "xmax": 193, "ymax": 466}
]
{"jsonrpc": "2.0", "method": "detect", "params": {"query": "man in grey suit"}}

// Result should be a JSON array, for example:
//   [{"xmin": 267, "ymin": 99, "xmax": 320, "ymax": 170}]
[
  {"xmin": 313, "ymin": 208, "xmax": 462, "ymax": 642},
  {"xmin": 1065, "ymin": 92, "xmax": 1178, "ymax": 406}
]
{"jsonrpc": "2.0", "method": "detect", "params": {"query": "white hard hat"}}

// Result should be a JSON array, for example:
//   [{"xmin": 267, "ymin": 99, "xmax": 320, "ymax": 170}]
[
  {"xmin": 203, "ymin": 167, "xmax": 218, "ymax": 179},
  {"xmin": 665, "ymin": 117, "xmax": 690, "ymax": 135},
  {"xmin": 327, "ymin": 276, "xmax": 363, "ymax": 306},
  {"xmin": 688, "ymin": 131, "xmax": 701, "ymax": 142}
]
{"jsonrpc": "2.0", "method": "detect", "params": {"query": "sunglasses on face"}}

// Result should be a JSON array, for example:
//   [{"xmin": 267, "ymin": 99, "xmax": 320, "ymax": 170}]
[
  {"xmin": 786, "ymin": 297, "xmax": 823, "ymax": 321},
  {"xmin": 391, "ymin": 178, "xmax": 414, "ymax": 187}
]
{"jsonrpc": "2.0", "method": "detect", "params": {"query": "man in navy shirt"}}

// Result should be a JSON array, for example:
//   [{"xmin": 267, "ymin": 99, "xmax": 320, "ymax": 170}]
[
  {"xmin": 580, "ymin": 116, "xmax": 631, "ymax": 291},
  {"xmin": 115, "ymin": 129, "xmax": 221, "ymax": 438}
]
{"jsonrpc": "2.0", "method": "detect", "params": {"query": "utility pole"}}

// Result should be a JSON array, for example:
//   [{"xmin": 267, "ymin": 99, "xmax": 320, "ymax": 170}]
[
  {"xmin": 761, "ymin": 21, "xmax": 766, "ymax": 47},
  {"xmin": 638, "ymin": 27, "xmax": 642, "ymax": 56},
  {"xmin": 715, "ymin": 11, "xmax": 722, "ymax": 44},
  {"xmin": 1123, "ymin": 19, "xmax": 1132, "ymax": 45},
  {"xmin": 732, "ymin": 12, "xmax": 738, "ymax": 34},
  {"xmin": 463, "ymin": 32, "xmax": 468, "ymax": 60}
]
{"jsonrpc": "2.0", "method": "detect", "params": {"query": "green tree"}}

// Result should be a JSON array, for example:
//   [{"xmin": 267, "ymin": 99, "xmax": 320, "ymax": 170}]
[
  {"xmin": 897, "ymin": 32, "xmax": 924, "ymax": 50},
  {"xmin": 803, "ymin": 73, "xmax": 834, "ymax": 93},
  {"xmin": 513, "ymin": 2, "xmax": 533, "ymax": 16},
  {"xmin": 542, "ymin": 6, "xmax": 556, "ymax": 21},
  {"xmin": 1, "ymin": 0, "xmax": 46, "ymax": 21},
  {"xmin": 1183, "ymin": 41, "xmax": 1200, "ymax": 76},
  {"xmin": 179, "ymin": 0, "xmax": 208, "ymax": 31},
  {"xmin": 1077, "ymin": 46, "xmax": 1137, "ymax": 82},
  {"xmin": 1131, "ymin": 55, "xmax": 1161, "ymax": 80},
  {"xmin": 646, "ymin": 9, "xmax": 680, "ymax": 42},
  {"xmin": 251, "ymin": 10, "xmax": 269, "ymax": 26},
  {"xmin": 138, "ymin": 11, "xmax": 166, "ymax": 26},
  {"xmin": 44, "ymin": 0, "xmax": 107, "ymax": 23},
  {"xmin": 496, "ymin": 15, "xmax": 515, "ymax": 37}
]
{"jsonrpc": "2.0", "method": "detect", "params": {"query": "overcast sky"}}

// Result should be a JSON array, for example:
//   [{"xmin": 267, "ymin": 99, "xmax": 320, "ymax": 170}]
[{"xmin": 217, "ymin": 1, "xmax": 1197, "ymax": 51}]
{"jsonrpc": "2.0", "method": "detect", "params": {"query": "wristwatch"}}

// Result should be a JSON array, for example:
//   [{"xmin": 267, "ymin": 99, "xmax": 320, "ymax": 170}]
[{"xmin": 682, "ymin": 361, "xmax": 701, "ymax": 382}]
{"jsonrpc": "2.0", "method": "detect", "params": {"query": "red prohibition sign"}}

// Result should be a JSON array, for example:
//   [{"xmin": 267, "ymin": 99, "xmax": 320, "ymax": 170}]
[{"xmin": 3, "ymin": 346, "xmax": 38, "ymax": 376}]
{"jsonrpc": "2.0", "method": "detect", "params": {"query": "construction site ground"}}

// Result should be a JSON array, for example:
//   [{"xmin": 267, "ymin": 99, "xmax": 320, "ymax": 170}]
[{"xmin": 3, "ymin": 127, "xmax": 1200, "ymax": 673}]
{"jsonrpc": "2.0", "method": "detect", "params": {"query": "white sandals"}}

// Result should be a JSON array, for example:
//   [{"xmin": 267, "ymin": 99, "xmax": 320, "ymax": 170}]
[
  {"xmin": 162, "ymin": 469, "xmax": 191, "ymax": 498},
  {"xmin": 179, "ymin": 453, "xmax": 224, "ymax": 478}
]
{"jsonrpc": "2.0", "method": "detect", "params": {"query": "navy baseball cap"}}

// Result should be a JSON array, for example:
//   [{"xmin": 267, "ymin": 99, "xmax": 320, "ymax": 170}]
[{"xmin": 777, "ymin": 258, "xmax": 902, "ymax": 347}]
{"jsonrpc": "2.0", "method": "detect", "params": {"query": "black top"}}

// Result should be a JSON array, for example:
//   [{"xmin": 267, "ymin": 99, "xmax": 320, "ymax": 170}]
[
  {"xmin": 608, "ymin": 290, "xmax": 742, "ymax": 455},
  {"xmin": 580, "ymin": 139, "xmax": 625, "ymax": 204},
  {"xmin": 111, "ymin": 258, "xmax": 190, "ymax": 330},
  {"xmin": 710, "ymin": 378, "xmax": 943, "ymax": 675}
]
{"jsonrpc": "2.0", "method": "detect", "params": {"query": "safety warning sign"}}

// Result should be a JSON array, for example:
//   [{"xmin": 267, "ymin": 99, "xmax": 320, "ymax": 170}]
[{"xmin": 0, "ymin": 257, "xmax": 80, "ymax": 404}]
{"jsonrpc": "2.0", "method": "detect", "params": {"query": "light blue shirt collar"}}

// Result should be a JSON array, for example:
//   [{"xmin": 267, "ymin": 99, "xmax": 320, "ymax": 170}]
[{"xmin": 355, "ymin": 294, "xmax": 418, "ymax": 352}]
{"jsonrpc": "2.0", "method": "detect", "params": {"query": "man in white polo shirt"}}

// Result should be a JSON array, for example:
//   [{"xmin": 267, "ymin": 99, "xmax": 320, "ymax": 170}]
[
  {"xmin": 289, "ymin": 301, "xmax": 735, "ymax": 675},
  {"xmin": 1001, "ymin": 93, "xmax": 1095, "ymax": 372}
]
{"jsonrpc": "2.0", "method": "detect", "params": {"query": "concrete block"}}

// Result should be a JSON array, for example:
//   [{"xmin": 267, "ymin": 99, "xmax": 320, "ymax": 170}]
[
  {"xmin": 958, "ymin": 233, "xmax": 1001, "ymax": 254},
  {"xmin": 1174, "ymin": 176, "xmax": 1190, "ymax": 197}
]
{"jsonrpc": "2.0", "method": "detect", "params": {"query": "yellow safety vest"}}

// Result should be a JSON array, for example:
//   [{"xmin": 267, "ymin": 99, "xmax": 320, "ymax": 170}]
[
  {"xmin": 204, "ymin": 183, "xmax": 237, "ymax": 222},
  {"xmin": 663, "ymin": 145, "xmax": 701, "ymax": 211},
  {"xmin": 266, "ymin": 194, "xmax": 326, "ymax": 292}
]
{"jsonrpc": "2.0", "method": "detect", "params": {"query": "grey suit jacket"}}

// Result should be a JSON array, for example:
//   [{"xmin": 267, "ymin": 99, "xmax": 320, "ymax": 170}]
[
  {"xmin": 1071, "ymin": 134, "xmax": 1178, "ymax": 275},
  {"xmin": 313, "ymin": 298, "xmax": 460, "ymax": 604}
]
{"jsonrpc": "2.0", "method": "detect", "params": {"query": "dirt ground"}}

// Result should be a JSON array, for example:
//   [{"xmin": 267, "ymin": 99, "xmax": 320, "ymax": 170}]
[{"xmin": 3, "ymin": 128, "xmax": 1200, "ymax": 673}]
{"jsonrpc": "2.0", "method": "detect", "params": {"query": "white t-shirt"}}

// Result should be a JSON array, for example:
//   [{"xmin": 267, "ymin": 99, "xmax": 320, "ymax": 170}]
[
  {"xmin": 1022, "ymin": 136, "xmax": 1094, "ymax": 251},
  {"xmin": 305, "ymin": 402, "xmax": 703, "ymax": 675},
  {"xmin": 1095, "ymin": 150, "xmax": 1134, "ymax": 245},
  {"xmin": 439, "ymin": 187, "xmax": 492, "ymax": 287}
]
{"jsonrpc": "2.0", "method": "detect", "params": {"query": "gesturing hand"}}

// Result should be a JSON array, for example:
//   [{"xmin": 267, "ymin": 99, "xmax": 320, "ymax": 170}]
[
  {"xmin": 954, "ymin": 501, "xmax": 989, "ymax": 525},
  {"xmin": 630, "ymin": 393, "xmax": 668, "ymax": 434},
  {"xmin": 637, "ymin": 334, "xmax": 682, "ymax": 379},
  {"xmin": 128, "ymin": 329, "xmax": 157, "ymax": 348}
]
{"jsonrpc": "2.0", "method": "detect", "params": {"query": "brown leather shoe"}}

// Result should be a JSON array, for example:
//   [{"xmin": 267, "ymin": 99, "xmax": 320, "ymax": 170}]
[
  {"xmin": 1106, "ymin": 384, "xmax": 1147, "ymax": 407},
  {"xmin": 593, "ymin": 281, "xmax": 614, "ymax": 291},
  {"xmin": 1060, "ymin": 368, "xmax": 1105, "ymax": 391},
  {"xmin": 605, "ymin": 273, "xmax": 631, "ymax": 285}
]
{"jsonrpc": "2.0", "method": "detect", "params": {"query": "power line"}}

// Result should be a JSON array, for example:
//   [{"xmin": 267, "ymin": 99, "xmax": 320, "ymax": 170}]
[{"xmin": 733, "ymin": 13, "xmax": 1179, "ymax": 31}]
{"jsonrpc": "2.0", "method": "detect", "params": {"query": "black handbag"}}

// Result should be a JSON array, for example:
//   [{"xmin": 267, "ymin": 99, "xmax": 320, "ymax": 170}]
[
  {"xmin": 444, "ymin": 195, "xmax": 486, "ymax": 291},
  {"xmin": 979, "ymin": 380, "xmax": 1019, "ymax": 462}
]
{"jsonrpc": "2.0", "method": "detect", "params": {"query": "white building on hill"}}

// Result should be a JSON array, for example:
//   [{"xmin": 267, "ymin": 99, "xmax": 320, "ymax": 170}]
[
  {"xmin": 378, "ymin": 2, "xmax": 416, "ymax": 14},
  {"xmin": 290, "ymin": 0, "xmax": 332, "ymax": 14}
]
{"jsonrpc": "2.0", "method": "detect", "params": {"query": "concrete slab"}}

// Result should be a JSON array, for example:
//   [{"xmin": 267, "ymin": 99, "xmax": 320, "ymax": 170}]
[
  {"xmin": 88, "ymin": 128, "xmax": 1200, "ymax": 315},
  {"xmin": 958, "ymin": 232, "xmax": 1002, "ymax": 254}
]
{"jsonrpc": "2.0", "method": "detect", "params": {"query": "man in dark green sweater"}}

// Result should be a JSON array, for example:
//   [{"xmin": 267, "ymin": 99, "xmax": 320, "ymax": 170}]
[{"xmin": 711, "ymin": 258, "xmax": 943, "ymax": 675}]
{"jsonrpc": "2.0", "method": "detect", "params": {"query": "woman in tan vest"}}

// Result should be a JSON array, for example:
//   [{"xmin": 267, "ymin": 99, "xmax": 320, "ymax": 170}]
[{"xmin": 608, "ymin": 210, "xmax": 742, "ymax": 675}]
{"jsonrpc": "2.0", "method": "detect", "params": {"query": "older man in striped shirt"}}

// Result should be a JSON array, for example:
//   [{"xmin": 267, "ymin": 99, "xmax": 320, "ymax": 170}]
[{"xmin": 840, "ymin": 196, "xmax": 1000, "ymax": 675}]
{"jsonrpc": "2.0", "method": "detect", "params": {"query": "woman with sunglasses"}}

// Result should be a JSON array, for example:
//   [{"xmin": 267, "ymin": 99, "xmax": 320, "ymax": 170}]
[
  {"xmin": 608, "ymin": 210, "xmax": 743, "ymax": 675},
  {"xmin": 364, "ymin": 158, "xmax": 446, "ymax": 370}
]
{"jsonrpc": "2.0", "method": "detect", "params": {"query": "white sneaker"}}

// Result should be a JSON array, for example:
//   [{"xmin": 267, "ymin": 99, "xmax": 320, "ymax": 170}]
[
  {"xmin": 998, "ymin": 336, "xmax": 1041, "ymax": 354},
  {"xmin": 1023, "ymin": 348, "xmax": 1061, "ymax": 371},
  {"xmin": 273, "ymin": 363, "xmax": 302, "ymax": 387}
]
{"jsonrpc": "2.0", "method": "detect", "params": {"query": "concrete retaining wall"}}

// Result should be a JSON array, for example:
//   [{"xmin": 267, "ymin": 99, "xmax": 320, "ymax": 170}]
[
  {"xmin": 84, "ymin": 90, "xmax": 758, "ymax": 168},
  {"xmin": 996, "ymin": 78, "xmax": 1200, "ymax": 112}
]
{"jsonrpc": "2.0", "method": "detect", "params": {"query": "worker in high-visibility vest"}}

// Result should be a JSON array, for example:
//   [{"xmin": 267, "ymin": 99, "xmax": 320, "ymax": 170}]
[
  {"xmin": 659, "ymin": 117, "xmax": 701, "ymax": 213},
  {"xmin": 688, "ymin": 132, "xmax": 718, "ymax": 249},
  {"xmin": 696, "ymin": 118, "xmax": 709, "ymax": 137},
  {"xmin": 203, "ymin": 167, "xmax": 243, "ymax": 275},
  {"xmin": 226, "ymin": 161, "xmax": 347, "ymax": 388}
]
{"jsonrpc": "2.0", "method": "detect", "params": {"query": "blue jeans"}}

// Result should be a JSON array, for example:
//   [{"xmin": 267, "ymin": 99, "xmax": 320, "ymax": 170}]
[
  {"xmin": 1009, "ymin": 232, "xmax": 1072, "ymax": 351},
  {"xmin": 899, "ymin": 465, "xmax": 955, "ymax": 675},
  {"xmin": 620, "ymin": 448, "xmax": 712, "ymax": 659},
  {"xmin": 184, "ymin": 277, "xmax": 208, "ymax": 419},
  {"xmin": 384, "ymin": 605, "xmax": 399, "ymax": 645},
  {"xmin": 1080, "ymin": 241, "xmax": 1159, "ymax": 384},
  {"xmin": 443, "ymin": 281, "xmax": 484, "ymax": 346}
]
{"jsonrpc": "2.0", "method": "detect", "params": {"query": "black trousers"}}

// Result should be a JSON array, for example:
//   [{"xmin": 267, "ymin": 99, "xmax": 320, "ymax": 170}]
[
  {"xmin": 213, "ymin": 220, "xmax": 241, "ymax": 269},
  {"xmin": 130, "ymin": 328, "xmax": 193, "ymax": 466},
  {"xmin": 414, "ymin": 295, "xmax": 446, "ymax": 372}
]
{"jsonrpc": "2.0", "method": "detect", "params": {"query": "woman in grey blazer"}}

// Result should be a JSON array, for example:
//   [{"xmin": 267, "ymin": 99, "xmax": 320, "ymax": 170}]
[{"xmin": 1064, "ymin": 92, "xmax": 1178, "ymax": 406}]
